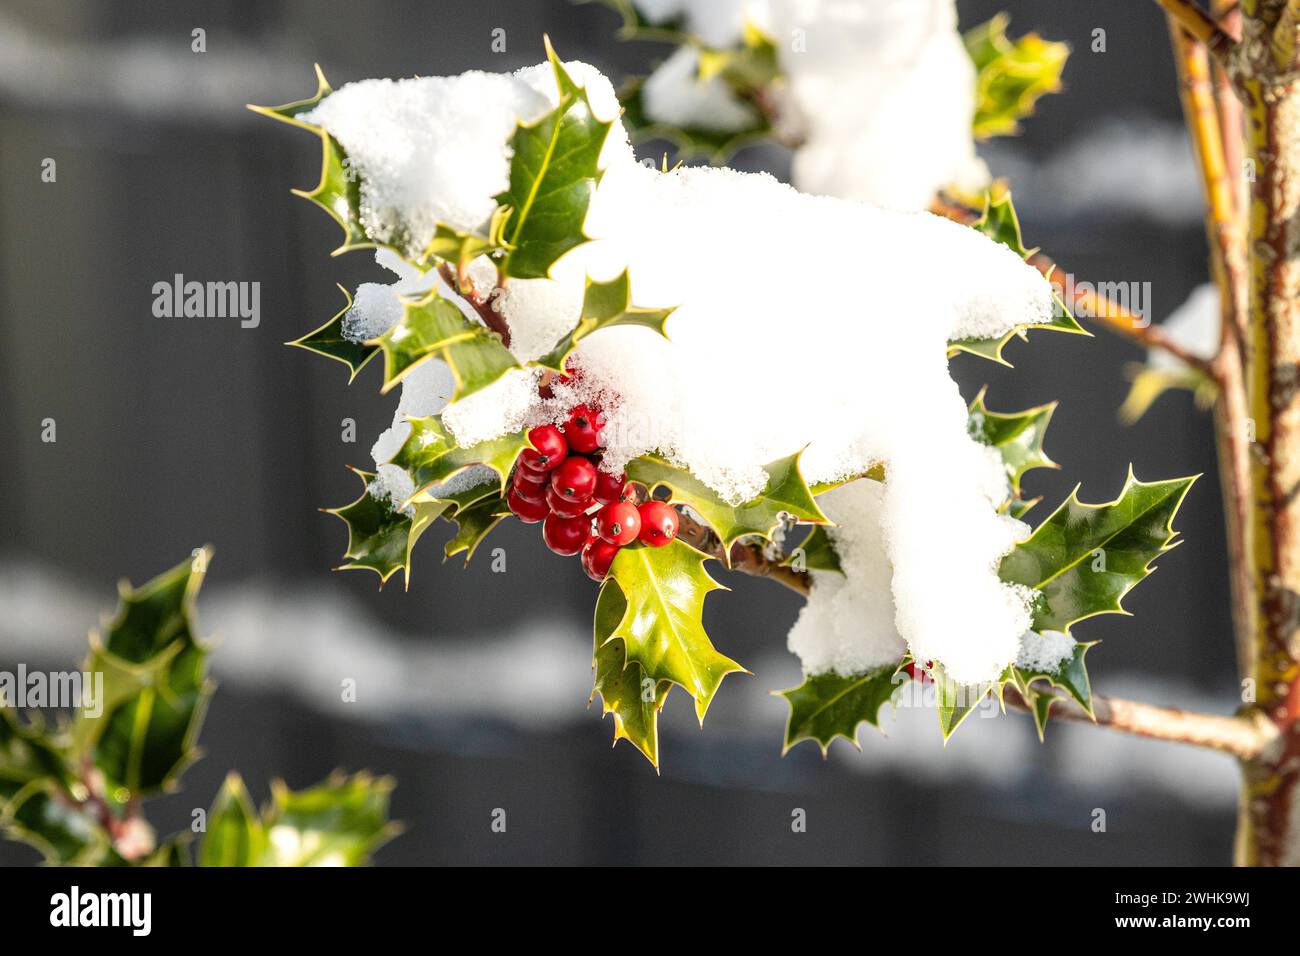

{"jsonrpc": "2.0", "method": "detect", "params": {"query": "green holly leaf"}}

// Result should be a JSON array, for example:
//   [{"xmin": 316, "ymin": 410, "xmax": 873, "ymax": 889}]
[
  {"xmin": 697, "ymin": 22, "xmax": 780, "ymax": 91},
  {"xmin": 967, "ymin": 386, "xmax": 1058, "ymax": 515},
  {"xmin": 200, "ymin": 772, "xmax": 264, "ymax": 867},
  {"xmin": 999, "ymin": 470, "xmax": 1198, "ymax": 632},
  {"xmin": 933, "ymin": 662, "xmax": 999, "ymax": 741},
  {"xmin": 249, "ymin": 66, "xmax": 373, "ymax": 255},
  {"xmin": 949, "ymin": 191, "xmax": 1087, "ymax": 365},
  {"xmin": 325, "ymin": 469, "xmax": 449, "ymax": 587},
  {"xmin": 965, "ymin": 14, "xmax": 1069, "ymax": 139},
  {"xmin": 591, "ymin": 581, "xmax": 672, "ymax": 768},
  {"xmin": 604, "ymin": 541, "xmax": 744, "ymax": 722},
  {"xmin": 496, "ymin": 42, "xmax": 613, "ymax": 279},
  {"xmin": 535, "ymin": 270, "xmax": 674, "ymax": 372},
  {"xmin": 140, "ymin": 834, "xmax": 193, "ymax": 867},
  {"xmin": 618, "ymin": 76, "xmax": 768, "ymax": 165},
  {"xmin": 288, "ymin": 284, "xmax": 379, "ymax": 382},
  {"xmin": 782, "ymin": 525, "xmax": 843, "ymax": 574},
  {"xmin": 1119, "ymin": 365, "xmax": 1215, "ymax": 425},
  {"xmin": 371, "ymin": 289, "xmax": 518, "ymax": 400},
  {"xmin": 778, "ymin": 665, "xmax": 905, "ymax": 756},
  {"xmin": 389, "ymin": 418, "xmax": 529, "ymax": 499},
  {"xmin": 259, "ymin": 771, "xmax": 400, "ymax": 867},
  {"xmin": 625, "ymin": 452, "xmax": 829, "ymax": 565},
  {"xmin": 443, "ymin": 494, "xmax": 507, "ymax": 565},
  {"xmin": 76, "ymin": 552, "xmax": 213, "ymax": 798},
  {"xmin": 1, "ymin": 780, "xmax": 117, "ymax": 865},
  {"xmin": 0, "ymin": 709, "xmax": 72, "ymax": 801},
  {"xmin": 1010, "ymin": 641, "xmax": 1097, "ymax": 740},
  {"xmin": 421, "ymin": 207, "xmax": 511, "ymax": 272}
]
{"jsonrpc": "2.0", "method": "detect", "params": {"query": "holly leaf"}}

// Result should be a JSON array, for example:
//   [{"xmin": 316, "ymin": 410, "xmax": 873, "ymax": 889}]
[
  {"xmin": 325, "ymin": 469, "xmax": 449, "ymax": 587},
  {"xmin": 782, "ymin": 525, "xmax": 843, "ymax": 574},
  {"xmin": 778, "ymin": 665, "xmax": 905, "ymax": 756},
  {"xmin": 0, "ymin": 709, "xmax": 72, "ymax": 801},
  {"xmin": 388, "ymin": 418, "xmax": 529, "ymax": 499},
  {"xmin": 965, "ymin": 14, "xmax": 1069, "ymax": 139},
  {"xmin": 371, "ymin": 289, "xmax": 518, "ymax": 400},
  {"xmin": 603, "ymin": 541, "xmax": 744, "ymax": 722},
  {"xmin": 76, "ymin": 551, "xmax": 213, "ymax": 798},
  {"xmin": 697, "ymin": 22, "xmax": 781, "ymax": 91},
  {"xmin": 259, "ymin": 771, "xmax": 399, "ymax": 867},
  {"xmin": 968, "ymin": 387, "xmax": 1058, "ymax": 515},
  {"xmin": 534, "ymin": 270, "xmax": 674, "ymax": 372},
  {"xmin": 443, "ymin": 494, "xmax": 508, "ymax": 565},
  {"xmin": 249, "ymin": 66, "xmax": 373, "ymax": 255},
  {"xmin": 1, "ymin": 780, "xmax": 117, "ymax": 865},
  {"xmin": 625, "ymin": 452, "xmax": 829, "ymax": 565},
  {"xmin": 933, "ymin": 662, "xmax": 999, "ymax": 742},
  {"xmin": 200, "ymin": 772, "xmax": 264, "ymax": 867},
  {"xmin": 591, "ymin": 581, "xmax": 672, "ymax": 767},
  {"xmin": 949, "ymin": 191, "xmax": 1087, "ymax": 365},
  {"xmin": 495, "ymin": 41, "xmax": 613, "ymax": 279},
  {"xmin": 288, "ymin": 284, "xmax": 379, "ymax": 382},
  {"xmin": 1010, "ymin": 640, "xmax": 1096, "ymax": 740},
  {"xmin": 421, "ymin": 207, "xmax": 511, "ymax": 272},
  {"xmin": 999, "ymin": 470, "xmax": 1197, "ymax": 632}
]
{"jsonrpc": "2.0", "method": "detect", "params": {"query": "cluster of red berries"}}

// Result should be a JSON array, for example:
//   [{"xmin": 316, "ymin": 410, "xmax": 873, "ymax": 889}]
[{"xmin": 507, "ymin": 404, "xmax": 679, "ymax": 581}]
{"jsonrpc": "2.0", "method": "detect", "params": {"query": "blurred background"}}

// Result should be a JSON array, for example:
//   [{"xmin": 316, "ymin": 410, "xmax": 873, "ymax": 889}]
[{"xmin": 0, "ymin": 0, "xmax": 1238, "ymax": 864}]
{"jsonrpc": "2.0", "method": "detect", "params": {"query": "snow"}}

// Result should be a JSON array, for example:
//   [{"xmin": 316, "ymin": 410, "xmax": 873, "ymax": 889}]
[
  {"xmin": 1150, "ymin": 283, "xmax": 1219, "ymax": 372},
  {"xmin": 311, "ymin": 57, "xmax": 1053, "ymax": 685},
  {"xmin": 301, "ymin": 72, "xmax": 551, "ymax": 255},
  {"xmin": 631, "ymin": 0, "xmax": 752, "ymax": 48},
  {"xmin": 343, "ymin": 248, "xmax": 437, "ymax": 343},
  {"xmin": 787, "ymin": 481, "xmax": 906, "ymax": 676},
  {"xmin": 641, "ymin": 46, "xmax": 760, "ymax": 134},
  {"xmin": 635, "ymin": 0, "xmax": 986, "ymax": 211},
  {"xmin": 1015, "ymin": 629, "xmax": 1077, "ymax": 674}
]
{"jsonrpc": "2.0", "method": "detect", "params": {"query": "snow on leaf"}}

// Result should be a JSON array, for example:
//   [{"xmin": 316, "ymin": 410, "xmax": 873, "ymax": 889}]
[
  {"xmin": 371, "ymin": 289, "xmax": 518, "ymax": 400},
  {"xmin": 534, "ymin": 269, "xmax": 674, "ymax": 373},
  {"xmin": 967, "ymin": 386, "xmax": 1058, "ymax": 514},
  {"xmin": 949, "ymin": 191, "xmax": 1086, "ymax": 365},
  {"xmin": 495, "ymin": 42, "xmax": 613, "ymax": 279},
  {"xmin": 388, "ymin": 418, "xmax": 529, "ymax": 500}
]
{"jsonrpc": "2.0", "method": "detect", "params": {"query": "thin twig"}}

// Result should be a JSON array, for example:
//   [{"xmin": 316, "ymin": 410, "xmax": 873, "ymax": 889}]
[
  {"xmin": 436, "ymin": 262, "xmax": 512, "ymax": 346},
  {"xmin": 1004, "ymin": 685, "xmax": 1273, "ymax": 760},
  {"xmin": 930, "ymin": 198, "xmax": 1216, "ymax": 374},
  {"xmin": 1167, "ymin": 19, "xmax": 1256, "ymax": 678},
  {"xmin": 674, "ymin": 508, "xmax": 812, "ymax": 595},
  {"xmin": 1153, "ymin": 0, "xmax": 1238, "ymax": 57}
]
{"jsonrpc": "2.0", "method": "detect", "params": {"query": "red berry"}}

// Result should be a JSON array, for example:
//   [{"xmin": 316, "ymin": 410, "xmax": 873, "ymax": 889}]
[
  {"xmin": 582, "ymin": 538, "xmax": 619, "ymax": 582},
  {"xmin": 508, "ymin": 488, "xmax": 549, "ymax": 523},
  {"xmin": 596, "ymin": 501, "xmax": 641, "ymax": 546},
  {"xmin": 542, "ymin": 512, "xmax": 590, "ymax": 556},
  {"xmin": 520, "ymin": 424, "xmax": 567, "ymax": 472},
  {"xmin": 593, "ymin": 470, "xmax": 630, "ymax": 505},
  {"xmin": 637, "ymin": 501, "xmax": 678, "ymax": 547},
  {"xmin": 550, "ymin": 456, "xmax": 597, "ymax": 503},
  {"xmin": 546, "ymin": 485, "xmax": 593, "ymax": 518},
  {"xmin": 512, "ymin": 469, "xmax": 547, "ymax": 503},
  {"xmin": 562, "ymin": 404, "xmax": 604, "ymax": 454}
]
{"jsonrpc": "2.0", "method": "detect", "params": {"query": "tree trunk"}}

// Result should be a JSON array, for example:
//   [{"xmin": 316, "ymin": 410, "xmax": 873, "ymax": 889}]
[{"xmin": 1234, "ymin": 0, "xmax": 1300, "ymax": 866}]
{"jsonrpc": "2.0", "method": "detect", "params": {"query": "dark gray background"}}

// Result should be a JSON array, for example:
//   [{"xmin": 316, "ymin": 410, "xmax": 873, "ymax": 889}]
[{"xmin": 0, "ymin": 0, "xmax": 1236, "ymax": 865}]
